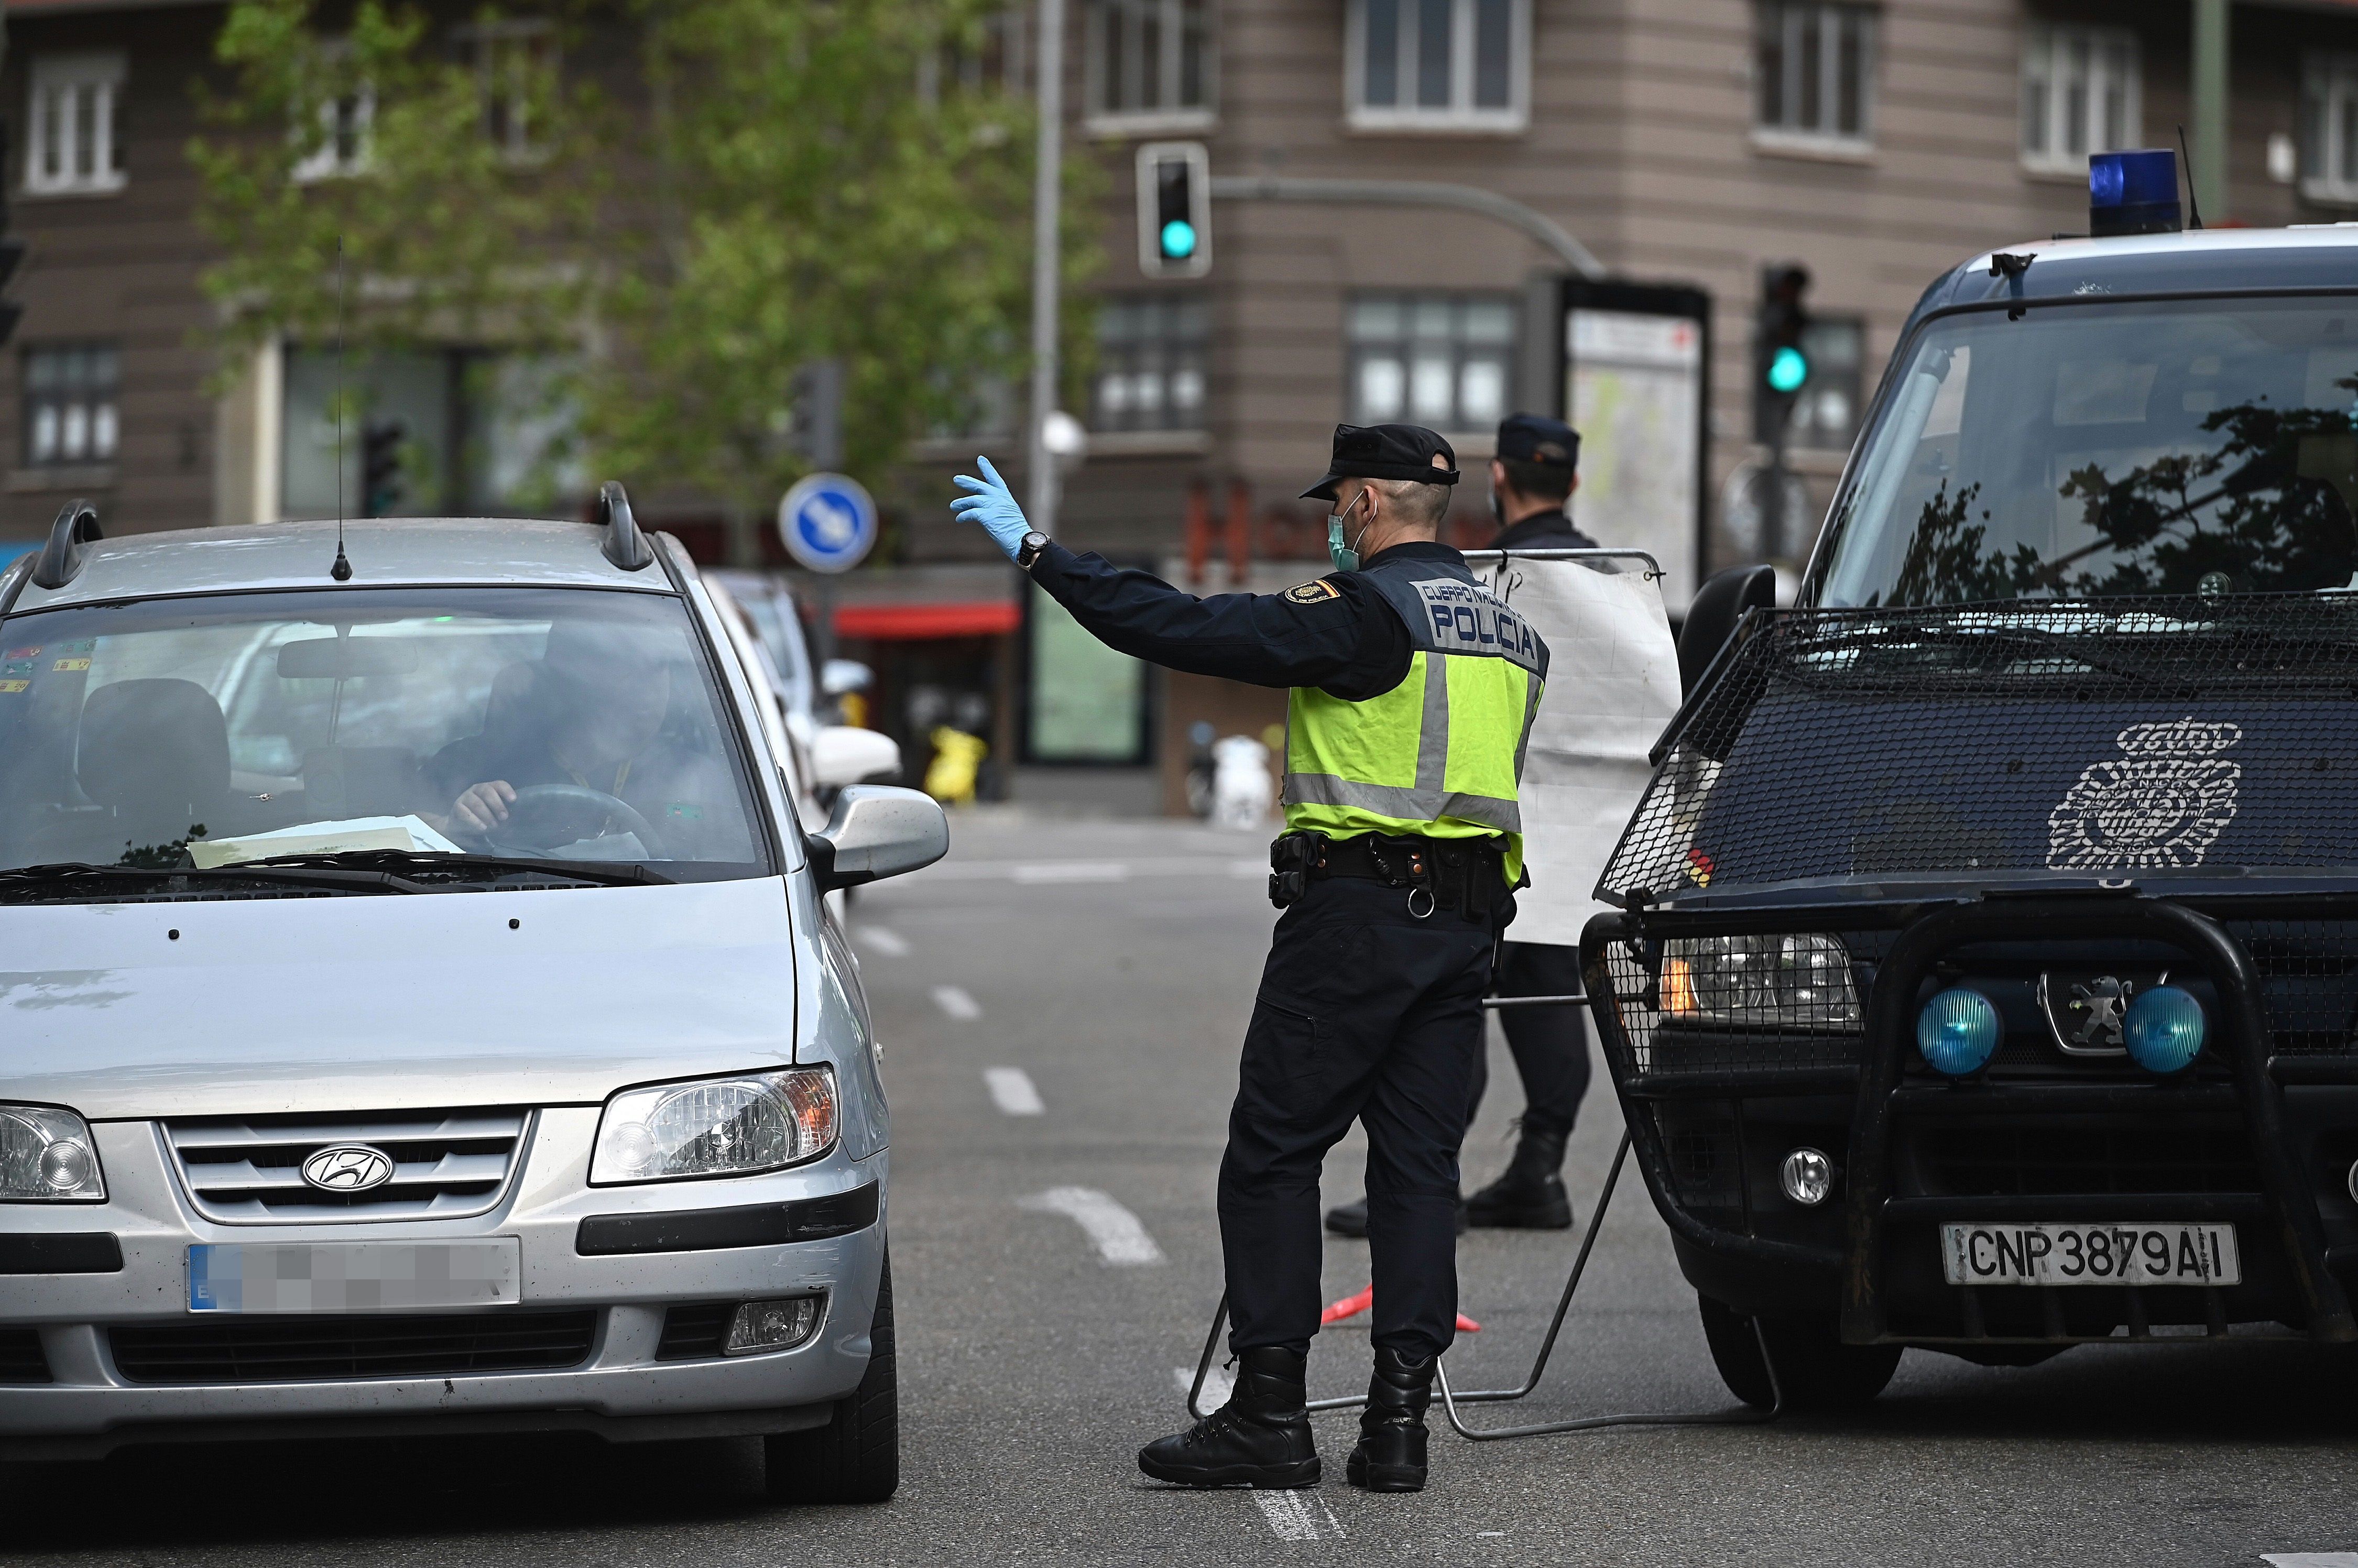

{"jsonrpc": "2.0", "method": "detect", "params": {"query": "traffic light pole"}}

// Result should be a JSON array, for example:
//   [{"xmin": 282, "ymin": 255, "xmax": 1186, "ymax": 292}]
[{"xmin": 1025, "ymin": 0, "xmax": 1066, "ymax": 538}]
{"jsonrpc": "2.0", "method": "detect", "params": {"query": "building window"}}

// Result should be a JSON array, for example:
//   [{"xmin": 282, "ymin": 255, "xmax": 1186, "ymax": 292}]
[
  {"xmin": 2021, "ymin": 24, "xmax": 2139, "ymax": 174},
  {"xmin": 25, "ymin": 52, "xmax": 126, "ymax": 196},
  {"xmin": 470, "ymin": 21, "xmax": 558, "ymax": 162},
  {"xmin": 293, "ymin": 48, "xmax": 375, "ymax": 183},
  {"xmin": 1789, "ymin": 317, "xmax": 1864, "ymax": 451},
  {"xmin": 1347, "ymin": 293, "xmax": 1515, "ymax": 431},
  {"xmin": 1347, "ymin": 0, "xmax": 1527, "ymax": 132},
  {"xmin": 1754, "ymin": 1, "xmax": 1873, "ymax": 149},
  {"xmin": 2303, "ymin": 53, "xmax": 2358, "ymax": 205},
  {"xmin": 921, "ymin": 9, "xmax": 1029, "ymax": 104},
  {"xmin": 1092, "ymin": 294, "xmax": 1208, "ymax": 432},
  {"xmin": 1084, "ymin": 0, "xmax": 1214, "ymax": 131},
  {"xmin": 23, "ymin": 343, "xmax": 121, "ymax": 468}
]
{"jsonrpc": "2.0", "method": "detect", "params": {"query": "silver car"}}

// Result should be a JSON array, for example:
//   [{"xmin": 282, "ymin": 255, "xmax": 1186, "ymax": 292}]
[{"xmin": 0, "ymin": 490, "xmax": 943, "ymax": 1500}]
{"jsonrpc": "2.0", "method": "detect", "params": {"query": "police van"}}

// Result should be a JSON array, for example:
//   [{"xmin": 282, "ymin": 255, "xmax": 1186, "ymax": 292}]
[{"xmin": 1586, "ymin": 153, "xmax": 2358, "ymax": 1407}]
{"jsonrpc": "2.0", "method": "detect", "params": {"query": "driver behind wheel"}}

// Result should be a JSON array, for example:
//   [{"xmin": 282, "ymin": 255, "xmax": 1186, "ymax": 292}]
[{"xmin": 424, "ymin": 618, "xmax": 735, "ymax": 859}]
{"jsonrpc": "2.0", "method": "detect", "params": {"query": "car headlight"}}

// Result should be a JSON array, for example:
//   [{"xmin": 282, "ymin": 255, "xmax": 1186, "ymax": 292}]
[
  {"xmin": 591, "ymin": 1068, "xmax": 837, "ymax": 1185},
  {"xmin": 0, "ymin": 1105, "xmax": 104, "ymax": 1201},
  {"xmin": 1661, "ymin": 934, "xmax": 1860, "ymax": 1029}
]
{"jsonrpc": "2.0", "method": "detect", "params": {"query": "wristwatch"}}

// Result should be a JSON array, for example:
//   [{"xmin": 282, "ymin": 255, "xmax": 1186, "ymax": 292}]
[{"xmin": 1016, "ymin": 531, "xmax": 1051, "ymax": 569}]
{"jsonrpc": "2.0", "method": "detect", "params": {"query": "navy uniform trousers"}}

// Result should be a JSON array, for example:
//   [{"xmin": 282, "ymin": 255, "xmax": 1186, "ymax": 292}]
[{"xmin": 1218, "ymin": 871, "xmax": 1496, "ymax": 1362}]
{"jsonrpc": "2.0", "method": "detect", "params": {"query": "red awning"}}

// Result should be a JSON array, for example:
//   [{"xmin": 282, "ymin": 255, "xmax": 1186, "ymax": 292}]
[{"xmin": 833, "ymin": 601, "xmax": 1019, "ymax": 640}]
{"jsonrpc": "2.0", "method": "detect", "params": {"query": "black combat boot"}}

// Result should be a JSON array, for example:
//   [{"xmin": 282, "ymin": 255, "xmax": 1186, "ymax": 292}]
[
  {"xmin": 1465, "ymin": 1124, "xmax": 1573, "ymax": 1230},
  {"xmin": 1138, "ymin": 1346, "xmax": 1320, "ymax": 1489},
  {"xmin": 1346, "ymin": 1345, "xmax": 1436, "ymax": 1492},
  {"xmin": 1322, "ymin": 1194, "xmax": 1469, "ymax": 1239}
]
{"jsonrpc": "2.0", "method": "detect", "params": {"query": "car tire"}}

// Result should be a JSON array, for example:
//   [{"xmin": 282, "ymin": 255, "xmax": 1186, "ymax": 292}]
[
  {"xmin": 765, "ymin": 1250, "xmax": 899, "ymax": 1505},
  {"xmin": 1696, "ymin": 1293, "xmax": 1901, "ymax": 1411}
]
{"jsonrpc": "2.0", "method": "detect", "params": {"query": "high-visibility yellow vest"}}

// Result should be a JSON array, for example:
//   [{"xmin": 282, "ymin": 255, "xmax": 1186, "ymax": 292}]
[{"xmin": 1282, "ymin": 554, "xmax": 1549, "ymax": 882}]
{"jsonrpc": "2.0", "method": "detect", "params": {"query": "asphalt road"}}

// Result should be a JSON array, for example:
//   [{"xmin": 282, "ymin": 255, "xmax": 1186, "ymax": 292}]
[{"xmin": 18, "ymin": 812, "xmax": 2358, "ymax": 1566}]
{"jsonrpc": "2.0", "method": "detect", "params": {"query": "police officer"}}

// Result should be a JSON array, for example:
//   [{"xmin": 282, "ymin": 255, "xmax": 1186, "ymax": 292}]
[
  {"xmin": 952, "ymin": 425, "xmax": 1548, "ymax": 1494},
  {"xmin": 1324, "ymin": 413, "xmax": 1593, "ymax": 1237}
]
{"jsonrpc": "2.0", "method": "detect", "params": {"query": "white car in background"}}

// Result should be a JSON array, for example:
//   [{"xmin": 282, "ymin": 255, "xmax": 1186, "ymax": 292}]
[{"xmin": 705, "ymin": 571, "xmax": 901, "ymax": 829}]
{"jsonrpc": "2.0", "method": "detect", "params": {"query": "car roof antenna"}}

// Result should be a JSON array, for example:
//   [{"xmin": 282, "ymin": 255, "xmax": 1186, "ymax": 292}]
[
  {"xmin": 330, "ymin": 236, "xmax": 354, "ymax": 583},
  {"xmin": 2177, "ymin": 125, "xmax": 2205, "ymax": 231}
]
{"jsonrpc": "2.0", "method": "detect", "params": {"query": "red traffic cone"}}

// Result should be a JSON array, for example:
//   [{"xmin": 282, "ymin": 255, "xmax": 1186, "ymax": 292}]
[{"xmin": 1317, "ymin": 1282, "xmax": 1480, "ymax": 1333}]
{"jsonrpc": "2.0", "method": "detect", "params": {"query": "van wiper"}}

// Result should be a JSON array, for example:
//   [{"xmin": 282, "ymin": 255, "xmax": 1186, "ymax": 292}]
[
  {"xmin": 0, "ymin": 860, "xmax": 439, "ymax": 897},
  {"xmin": 240, "ymin": 849, "xmax": 674, "ymax": 888}
]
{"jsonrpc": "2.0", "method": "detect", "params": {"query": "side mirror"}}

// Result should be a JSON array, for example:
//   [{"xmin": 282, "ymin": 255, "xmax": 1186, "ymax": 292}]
[
  {"xmin": 811, "ymin": 725, "xmax": 902, "ymax": 790},
  {"xmin": 809, "ymin": 784, "xmax": 947, "ymax": 892},
  {"xmin": 1676, "ymin": 564, "xmax": 1778, "ymax": 696},
  {"xmin": 821, "ymin": 659, "xmax": 874, "ymax": 698}
]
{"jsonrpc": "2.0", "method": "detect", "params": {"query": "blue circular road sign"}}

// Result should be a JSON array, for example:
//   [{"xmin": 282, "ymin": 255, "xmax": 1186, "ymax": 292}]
[{"xmin": 778, "ymin": 473, "xmax": 878, "ymax": 575}]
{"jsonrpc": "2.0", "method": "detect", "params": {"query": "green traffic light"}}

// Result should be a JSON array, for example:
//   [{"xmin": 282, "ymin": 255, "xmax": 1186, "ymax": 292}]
[
  {"xmin": 1767, "ymin": 345, "xmax": 1809, "ymax": 394},
  {"xmin": 1160, "ymin": 219, "xmax": 1197, "ymax": 260}
]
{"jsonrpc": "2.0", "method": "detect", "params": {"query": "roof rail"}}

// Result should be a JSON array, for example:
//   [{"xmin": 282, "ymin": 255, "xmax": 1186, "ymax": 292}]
[
  {"xmin": 30, "ymin": 499, "xmax": 100, "ymax": 590},
  {"xmin": 596, "ymin": 480, "xmax": 654, "ymax": 572}
]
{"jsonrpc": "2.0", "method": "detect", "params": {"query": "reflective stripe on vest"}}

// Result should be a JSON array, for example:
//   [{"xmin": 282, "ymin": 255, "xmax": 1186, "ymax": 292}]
[{"xmin": 1281, "ymin": 554, "xmax": 1548, "ymax": 863}]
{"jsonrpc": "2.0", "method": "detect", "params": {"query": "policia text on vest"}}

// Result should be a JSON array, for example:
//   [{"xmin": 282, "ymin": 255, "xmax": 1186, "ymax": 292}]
[{"xmin": 949, "ymin": 424, "xmax": 1549, "ymax": 1494}]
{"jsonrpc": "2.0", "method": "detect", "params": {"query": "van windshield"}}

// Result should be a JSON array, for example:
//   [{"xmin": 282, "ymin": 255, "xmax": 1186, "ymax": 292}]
[
  {"xmin": 0, "ymin": 586, "xmax": 769, "ymax": 878},
  {"xmin": 1816, "ymin": 296, "xmax": 2358, "ymax": 606}
]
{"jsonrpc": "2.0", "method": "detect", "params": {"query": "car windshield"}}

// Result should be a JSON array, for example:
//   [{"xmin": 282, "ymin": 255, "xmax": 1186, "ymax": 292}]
[
  {"xmin": 0, "ymin": 586, "xmax": 769, "ymax": 879},
  {"xmin": 1816, "ymin": 296, "xmax": 2358, "ymax": 606}
]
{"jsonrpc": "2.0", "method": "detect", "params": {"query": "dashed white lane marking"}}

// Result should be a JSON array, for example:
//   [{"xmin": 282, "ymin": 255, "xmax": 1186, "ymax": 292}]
[
  {"xmin": 857, "ymin": 926, "xmax": 910, "ymax": 957},
  {"xmin": 932, "ymin": 985, "xmax": 981, "ymax": 1021},
  {"xmin": 1171, "ymin": 1364, "xmax": 1235, "ymax": 1408},
  {"xmin": 1012, "ymin": 861, "xmax": 1130, "ymax": 884},
  {"xmin": 1251, "ymin": 1490, "xmax": 1344, "ymax": 1541},
  {"xmin": 2264, "ymin": 1557, "xmax": 2358, "ymax": 1565},
  {"xmin": 1018, "ymin": 1187, "xmax": 1164, "ymax": 1265},
  {"xmin": 984, "ymin": 1067, "xmax": 1044, "ymax": 1116}
]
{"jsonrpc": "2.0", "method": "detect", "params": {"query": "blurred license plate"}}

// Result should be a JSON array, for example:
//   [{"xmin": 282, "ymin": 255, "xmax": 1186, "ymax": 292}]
[
  {"xmin": 1939, "ymin": 1223, "xmax": 2238, "ymax": 1286},
  {"xmin": 188, "ymin": 1241, "xmax": 521, "ymax": 1313}
]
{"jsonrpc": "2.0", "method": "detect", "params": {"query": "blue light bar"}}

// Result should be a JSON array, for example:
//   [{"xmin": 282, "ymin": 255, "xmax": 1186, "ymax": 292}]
[{"xmin": 2089, "ymin": 149, "xmax": 2181, "ymax": 238}]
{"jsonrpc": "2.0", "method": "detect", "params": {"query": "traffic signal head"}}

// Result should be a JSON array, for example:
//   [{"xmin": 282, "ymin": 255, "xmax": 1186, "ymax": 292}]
[
  {"xmin": 361, "ymin": 418, "xmax": 406, "ymax": 517},
  {"xmin": 1137, "ymin": 141, "xmax": 1211, "ymax": 279},
  {"xmin": 1754, "ymin": 264, "xmax": 1814, "ymax": 441}
]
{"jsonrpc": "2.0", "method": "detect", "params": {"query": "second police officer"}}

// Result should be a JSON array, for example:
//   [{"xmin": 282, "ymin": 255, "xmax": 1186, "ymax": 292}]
[
  {"xmin": 952, "ymin": 425, "xmax": 1549, "ymax": 1494},
  {"xmin": 1325, "ymin": 413, "xmax": 1595, "ymax": 1240}
]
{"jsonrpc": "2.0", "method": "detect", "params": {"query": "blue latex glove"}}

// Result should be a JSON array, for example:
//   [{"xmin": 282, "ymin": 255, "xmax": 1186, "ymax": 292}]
[{"xmin": 951, "ymin": 455, "xmax": 1031, "ymax": 561}]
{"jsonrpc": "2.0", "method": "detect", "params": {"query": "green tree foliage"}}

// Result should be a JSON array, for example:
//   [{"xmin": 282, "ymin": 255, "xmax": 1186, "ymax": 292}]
[{"xmin": 192, "ymin": 0, "xmax": 1095, "ymax": 520}]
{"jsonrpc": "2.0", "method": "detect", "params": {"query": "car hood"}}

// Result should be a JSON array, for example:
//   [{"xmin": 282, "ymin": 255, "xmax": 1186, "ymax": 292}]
[{"xmin": 0, "ymin": 877, "xmax": 800, "ymax": 1120}]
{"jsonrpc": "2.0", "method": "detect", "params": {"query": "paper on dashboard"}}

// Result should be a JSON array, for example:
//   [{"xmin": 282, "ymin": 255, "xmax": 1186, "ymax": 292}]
[{"xmin": 188, "ymin": 815, "xmax": 464, "ymax": 868}]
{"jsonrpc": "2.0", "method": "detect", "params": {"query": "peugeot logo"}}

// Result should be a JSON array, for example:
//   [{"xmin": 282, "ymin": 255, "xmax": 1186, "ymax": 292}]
[{"xmin": 300, "ymin": 1144, "xmax": 396, "ymax": 1192}]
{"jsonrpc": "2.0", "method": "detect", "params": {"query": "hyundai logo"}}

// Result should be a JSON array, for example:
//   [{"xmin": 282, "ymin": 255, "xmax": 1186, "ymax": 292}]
[{"xmin": 299, "ymin": 1144, "xmax": 396, "ymax": 1192}]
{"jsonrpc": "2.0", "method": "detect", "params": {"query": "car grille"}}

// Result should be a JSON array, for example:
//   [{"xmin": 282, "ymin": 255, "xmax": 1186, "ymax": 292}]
[
  {"xmin": 163, "ymin": 1110, "xmax": 531, "ymax": 1223},
  {"xmin": 108, "ymin": 1310, "xmax": 597, "ymax": 1384},
  {"xmin": 1906, "ymin": 1122, "xmax": 2262, "ymax": 1197},
  {"xmin": 0, "ymin": 1329, "xmax": 50, "ymax": 1384}
]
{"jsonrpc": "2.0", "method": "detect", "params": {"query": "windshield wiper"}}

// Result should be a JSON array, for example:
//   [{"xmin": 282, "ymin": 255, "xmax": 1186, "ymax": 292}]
[
  {"xmin": 240, "ymin": 849, "xmax": 674, "ymax": 888},
  {"xmin": 0, "ymin": 860, "xmax": 441, "ymax": 896}
]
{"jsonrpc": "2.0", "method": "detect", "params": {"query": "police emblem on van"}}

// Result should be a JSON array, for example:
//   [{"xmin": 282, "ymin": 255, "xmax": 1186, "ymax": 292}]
[
  {"xmin": 300, "ymin": 1144, "xmax": 397, "ymax": 1192},
  {"xmin": 2046, "ymin": 718, "xmax": 2242, "ymax": 871}
]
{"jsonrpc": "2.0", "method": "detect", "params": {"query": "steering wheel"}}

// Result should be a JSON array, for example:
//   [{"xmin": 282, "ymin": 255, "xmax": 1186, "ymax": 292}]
[{"xmin": 482, "ymin": 784, "xmax": 661, "ymax": 857}]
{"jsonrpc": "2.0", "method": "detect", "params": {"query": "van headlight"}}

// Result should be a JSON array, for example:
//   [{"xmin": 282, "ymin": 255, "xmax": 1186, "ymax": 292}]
[
  {"xmin": 591, "ymin": 1068, "xmax": 837, "ymax": 1185},
  {"xmin": 0, "ymin": 1105, "xmax": 104, "ymax": 1201},
  {"xmin": 1661, "ymin": 934, "xmax": 1860, "ymax": 1029}
]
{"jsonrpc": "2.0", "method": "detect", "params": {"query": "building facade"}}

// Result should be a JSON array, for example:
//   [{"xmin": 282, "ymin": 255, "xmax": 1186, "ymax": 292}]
[{"xmin": 4, "ymin": 0, "xmax": 2355, "ymax": 806}]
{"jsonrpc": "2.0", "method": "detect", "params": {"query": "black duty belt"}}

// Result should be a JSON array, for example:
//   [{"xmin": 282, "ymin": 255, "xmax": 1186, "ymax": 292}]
[{"xmin": 1268, "ymin": 829, "xmax": 1512, "ymax": 920}]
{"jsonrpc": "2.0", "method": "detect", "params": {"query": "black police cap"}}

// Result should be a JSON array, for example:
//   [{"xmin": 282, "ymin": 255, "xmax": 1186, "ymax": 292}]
[
  {"xmin": 1496, "ymin": 412, "xmax": 1580, "ymax": 472},
  {"xmin": 1299, "ymin": 423, "xmax": 1461, "ymax": 501}
]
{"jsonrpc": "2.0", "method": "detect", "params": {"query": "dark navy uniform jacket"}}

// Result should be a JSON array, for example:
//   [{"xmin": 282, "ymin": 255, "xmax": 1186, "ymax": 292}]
[
  {"xmin": 1491, "ymin": 509, "xmax": 1596, "ymax": 552},
  {"xmin": 1028, "ymin": 539, "xmax": 1480, "ymax": 703}
]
